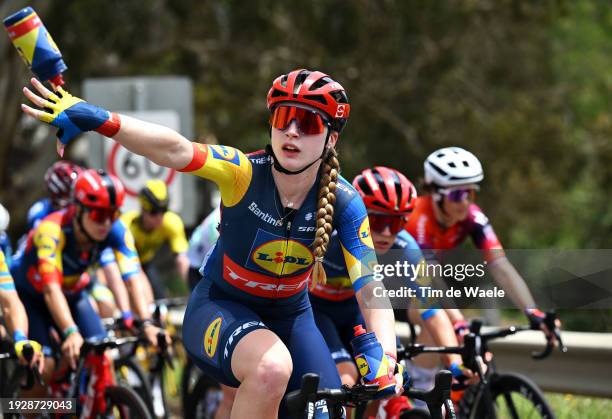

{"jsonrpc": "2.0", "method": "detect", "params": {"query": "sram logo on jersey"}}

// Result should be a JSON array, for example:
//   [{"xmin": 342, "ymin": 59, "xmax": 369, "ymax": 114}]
[
  {"xmin": 252, "ymin": 239, "xmax": 313, "ymax": 275},
  {"xmin": 210, "ymin": 145, "xmax": 241, "ymax": 166}
]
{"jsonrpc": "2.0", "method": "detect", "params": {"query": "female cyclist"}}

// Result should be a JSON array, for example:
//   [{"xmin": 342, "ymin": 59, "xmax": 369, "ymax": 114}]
[
  {"xmin": 20, "ymin": 69, "xmax": 402, "ymax": 418},
  {"xmin": 405, "ymin": 147, "xmax": 560, "ymax": 339},
  {"xmin": 311, "ymin": 167, "xmax": 477, "ymax": 416}
]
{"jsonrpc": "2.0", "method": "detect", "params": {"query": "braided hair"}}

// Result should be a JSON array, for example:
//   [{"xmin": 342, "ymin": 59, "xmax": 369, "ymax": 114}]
[{"xmin": 310, "ymin": 147, "xmax": 340, "ymax": 289}]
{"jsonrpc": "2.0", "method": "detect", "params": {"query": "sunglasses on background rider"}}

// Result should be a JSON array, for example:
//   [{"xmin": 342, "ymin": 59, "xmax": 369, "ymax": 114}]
[
  {"xmin": 84, "ymin": 207, "xmax": 120, "ymax": 224},
  {"xmin": 438, "ymin": 187, "xmax": 478, "ymax": 203},
  {"xmin": 368, "ymin": 213, "xmax": 407, "ymax": 234},
  {"xmin": 144, "ymin": 207, "xmax": 168, "ymax": 216},
  {"xmin": 269, "ymin": 105, "xmax": 330, "ymax": 136}
]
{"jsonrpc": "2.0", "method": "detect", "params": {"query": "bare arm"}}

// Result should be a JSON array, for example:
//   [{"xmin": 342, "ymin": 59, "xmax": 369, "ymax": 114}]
[
  {"xmin": 43, "ymin": 282, "xmax": 77, "ymax": 332},
  {"xmin": 125, "ymin": 271, "xmax": 153, "ymax": 320},
  {"xmin": 175, "ymin": 253, "xmax": 190, "ymax": 282},
  {"xmin": 488, "ymin": 256, "xmax": 536, "ymax": 309},
  {"xmin": 22, "ymin": 78, "xmax": 193, "ymax": 169},
  {"xmin": 0, "ymin": 290, "xmax": 29, "ymax": 335},
  {"xmin": 113, "ymin": 115, "xmax": 193, "ymax": 169},
  {"xmin": 356, "ymin": 282, "xmax": 397, "ymax": 358},
  {"xmin": 100, "ymin": 264, "xmax": 130, "ymax": 314}
]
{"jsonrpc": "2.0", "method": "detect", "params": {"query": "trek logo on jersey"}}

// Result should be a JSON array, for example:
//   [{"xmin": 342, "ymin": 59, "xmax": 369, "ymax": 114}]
[
  {"xmin": 210, "ymin": 145, "xmax": 241, "ymax": 166},
  {"xmin": 355, "ymin": 355, "xmax": 371, "ymax": 378},
  {"xmin": 358, "ymin": 218, "xmax": 373, "ymax": 249},
  {"xmin": 252, "ymin": 240, "xmax": 313, "ymax": 275},
  {"xmin": 203, "ymin": 316, "xmax": 223, "ymax": 358}
]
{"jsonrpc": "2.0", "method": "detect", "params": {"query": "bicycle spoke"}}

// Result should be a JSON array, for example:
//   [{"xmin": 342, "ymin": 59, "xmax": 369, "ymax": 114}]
[{"xmin": 502, "ymin": 392, "xmax": 520, "ymax": 419}]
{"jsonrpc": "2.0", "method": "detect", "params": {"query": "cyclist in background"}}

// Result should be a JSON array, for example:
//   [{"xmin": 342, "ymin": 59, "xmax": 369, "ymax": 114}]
[
  {"xmin": 0, "ymin": 248, "xmax": 44, "ymax": 372},
  {"xmin": 405, "ymin": 146, "xmax": 560, "ymax": 344},
  {"xmin": 27, "ymin": 160, "xmax": 82, "ymax": 230},
  {"xmin": 121, "ymin": 179, "xmax": 189, "ymax": 299},
  {"xmin": 21, "ymin": 69, "xmax": 403, "ymax": 418},
  {"xmin": 187, "ymin": 206, "xmax": 220, "ymax": 290},
  {"xmin": 0, "ymin": 204, "xmax": 12, "ymax": 266},
  {"xmin": 11, "ymin": 169, "xmax": 162, "ymax": 381},
  {"xmin": 311, "ymin": 167, "xmax": 476, "ymax": 416}
]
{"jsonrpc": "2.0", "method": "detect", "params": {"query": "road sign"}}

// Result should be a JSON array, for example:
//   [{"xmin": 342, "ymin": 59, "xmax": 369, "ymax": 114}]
[{"xmin": 103, "ymin": 110, "xmax": 182, "ymax": 214}]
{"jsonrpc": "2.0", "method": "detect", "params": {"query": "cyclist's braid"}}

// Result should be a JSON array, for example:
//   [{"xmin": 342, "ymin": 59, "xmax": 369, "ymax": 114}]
[{"xmin": 311, "ymin": 147, "xmax": 339, "ymax": 289}]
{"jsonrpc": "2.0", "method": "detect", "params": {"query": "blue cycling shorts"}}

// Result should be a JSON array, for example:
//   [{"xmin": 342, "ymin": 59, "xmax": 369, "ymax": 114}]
[
  {"xmin": 183, "ymin": 277, "xmax": 343, "ymax": 418},
  {"xmin": 16, "ymin": 286, "xmax": 106, "ymax": 355},
  {"xmin": 310, "ymin": 295, "xmax": 364, "ymax": 364}
]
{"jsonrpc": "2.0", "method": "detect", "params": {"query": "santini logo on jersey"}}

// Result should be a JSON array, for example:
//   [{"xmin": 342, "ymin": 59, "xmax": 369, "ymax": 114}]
[{"xmin": 248, "ymin": 202, "xmax": 282, "ymax": 227}]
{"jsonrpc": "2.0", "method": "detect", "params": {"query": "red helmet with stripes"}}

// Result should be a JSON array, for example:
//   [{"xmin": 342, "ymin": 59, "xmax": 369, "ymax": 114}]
[
  {"xmin": 267, "ymin": 69, "xmax": 350, "ymax": 132},
  {"xmin": 73, "ymin": 169, "xmax": 125, "ymax": 209},
  {"xmin": 352, "ymin": 167, "xmax": 417, "ymax": 215},
  {"xmin": 45, "ymin": 161, "xmax": 83, "ymax": 207}
]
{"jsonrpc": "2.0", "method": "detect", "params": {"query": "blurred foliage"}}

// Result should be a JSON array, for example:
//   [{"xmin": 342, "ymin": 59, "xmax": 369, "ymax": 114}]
[{"xmin": 1, "ymin": 0, "xmax": 611, "ymax": 329}]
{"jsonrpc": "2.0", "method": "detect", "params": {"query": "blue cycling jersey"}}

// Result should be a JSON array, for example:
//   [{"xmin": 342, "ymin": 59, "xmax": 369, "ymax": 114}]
[
  {"xmin": 311, "ymin": 229, "xmax": 440, "ymax": 319},
  {"xmin": 26, "ymin": 198, "xmax": 55, "ymax": 230},
  {"xmin": 180, "ymin": 145, "xmax": 377, "ymax": 306}
]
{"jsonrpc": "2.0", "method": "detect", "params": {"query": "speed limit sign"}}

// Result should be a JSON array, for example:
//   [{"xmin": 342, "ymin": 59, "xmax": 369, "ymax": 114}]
[
  {"xmin": 108, "ymin": 143, "xmax": 176, "ymax": 196},
  {"xmin": 103, "ymin": 110, "xmax": 182, "ymax": 213}
]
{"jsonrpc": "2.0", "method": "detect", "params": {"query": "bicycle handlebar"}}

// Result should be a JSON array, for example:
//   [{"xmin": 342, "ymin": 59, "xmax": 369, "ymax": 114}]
[
  {"xmin": 285, "ymin": 370, "xmax": 454, "ymax": 419},
  {"xmin": 399, "ymin": 311, "xmax": 566, "ymax": 382}
]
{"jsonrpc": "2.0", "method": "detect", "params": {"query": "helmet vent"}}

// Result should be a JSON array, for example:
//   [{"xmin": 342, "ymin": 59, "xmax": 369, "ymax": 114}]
[
  {"xmin": 429, "ymin": 162, "xmax": 448, "ymax": 177},
  {"xmin": 294, "ymin": 71, "xmax": 310, "ymax": 93},
  {"xmin": 436, "ymin": 152, "xmax": 446, "ymax": 158},
  {"xmin": 270, "ymin": 89, "xmax": 285, "ymax": 98},
  {"xmin": 448, "ymin": 162, "xmax": 456, "ymax": 168},
  {"xmin": 463, "ymin": 160, "xmax": 470, "ymax": 167},
  {"xmin": 310, "ymin": 77, "xmax": 332, "ymax": 91},
  {"xmin": 303, "ymin": 94, "xmax": 327, "ymax": 105},
  {"xmin": 87, "ymin": 194, "xmax": 98, "ymax": 202},
  {"xmin": 330, "ymin": 91, "xmax": 349, "ymax": 104},
  {"xmin": 280, "ymin": 75, "xmax": 288, "ymax": 87}
]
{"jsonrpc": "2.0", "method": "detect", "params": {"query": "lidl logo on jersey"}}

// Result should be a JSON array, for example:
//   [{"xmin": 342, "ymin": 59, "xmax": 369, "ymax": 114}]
[
  {"xmin": 358, "ymin": 218, "xmax": 373, "ymax": 249},
  {"xmin": 252, "ymin": 240, "xmax": 313, "ymax": 275},
  {"xmin": 355, "ymin": 355, "xmax": 371, "ymax": 378},
  {"xmin": 203, "ymin": 315, "xmax": 223, "ymax": 358},
  {"xmin": 210, "ymin": 145, "xmax": 241, "ymax": 166}
]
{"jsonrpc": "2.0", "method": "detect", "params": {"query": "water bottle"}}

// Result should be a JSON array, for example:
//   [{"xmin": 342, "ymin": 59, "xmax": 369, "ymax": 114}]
[
  {"xmin": 350, "ymin": 324, "xmax": 396, "ymax": 398},
  {"xmin": 4, "ymin": 7, "xmax": 67, "ymax": 86}
]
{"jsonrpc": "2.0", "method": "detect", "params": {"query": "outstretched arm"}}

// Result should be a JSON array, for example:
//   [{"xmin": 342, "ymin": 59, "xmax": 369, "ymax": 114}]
[{"xmin": 21, "ymin": 78, "xmax": 193, "ymax": 168}]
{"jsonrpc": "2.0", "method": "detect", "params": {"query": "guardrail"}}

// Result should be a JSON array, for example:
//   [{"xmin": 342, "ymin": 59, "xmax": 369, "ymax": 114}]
[
  {"xmin": 168, "ymin": 309, "xmax": 612, "ymax": 398},
  {"xmin": 395, "ymin": 321, "xmax": 612, "ymax": 398}
]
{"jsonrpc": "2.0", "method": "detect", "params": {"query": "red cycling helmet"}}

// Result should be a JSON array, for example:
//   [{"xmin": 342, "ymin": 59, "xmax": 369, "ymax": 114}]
[
  {"xmin": 352, "ymin": 166, "xmax": 417, "ymax": 215},
  {"xmin": 267, "ymin": 69, "xmax": 350, "ymax": 132},
  {"xmin": 73, "ymin": 169, "xmax": 125, "ymax": 209},
  {"xmin": 45, "ymin": 161, "xmax": 83, "ymax": 207}
]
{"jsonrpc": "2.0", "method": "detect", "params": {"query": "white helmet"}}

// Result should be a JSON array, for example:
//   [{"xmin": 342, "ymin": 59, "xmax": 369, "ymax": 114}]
[
  {"xmin": 424, "ymin": 147, "xmax": 483, "ymax": 188},
  {"xmin": 0, "ymin": 204, "xmax": 9, "ymax": 232}
]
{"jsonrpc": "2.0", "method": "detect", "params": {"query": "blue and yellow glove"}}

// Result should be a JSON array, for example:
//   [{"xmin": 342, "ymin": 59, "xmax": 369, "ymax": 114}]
[
  {"xmin": 356, "ymin": 352, "xmax": 402, "ymax": 399},
  {"xmin": 38, "ymin": 87, "xmax": 120, "ymax": 153}
]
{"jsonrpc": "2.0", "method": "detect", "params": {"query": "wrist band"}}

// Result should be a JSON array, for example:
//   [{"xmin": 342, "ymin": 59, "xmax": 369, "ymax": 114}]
[
  {"xmin": 121, "ymin": 310, "xmax": 133, "ymax": 320},
  {"xmin": 95, "ymin": 112, "xmax": 121, "ymax": 137},
  {"xmin": 141, "ymin": 318, "xmax": 155, "ymax": 327},
  {"xmin": 13, "ymin": 330, "xmax": 28, "ymax": 343},
  {"xmin": 63, "ymin": 325, "xmax": 79, "ymax": 338}
]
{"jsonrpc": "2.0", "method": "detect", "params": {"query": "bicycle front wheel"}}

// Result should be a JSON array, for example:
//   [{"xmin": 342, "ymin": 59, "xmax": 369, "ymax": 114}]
[
  {"xmin": 104, "ymin": 385, "xmax": 153, "ymax": 419},
  {"xmin": 469, "ymin": 373, "xmax": 555, "ymax": 419}
]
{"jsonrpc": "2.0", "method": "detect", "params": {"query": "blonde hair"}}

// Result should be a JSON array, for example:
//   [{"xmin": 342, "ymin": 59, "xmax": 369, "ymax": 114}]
[{"xmin": 310, "ymin": 147, "xmax": 340, "ymax": 289}]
